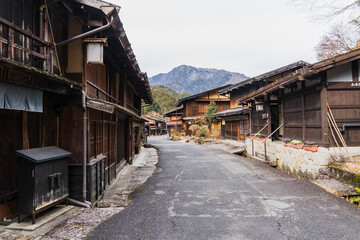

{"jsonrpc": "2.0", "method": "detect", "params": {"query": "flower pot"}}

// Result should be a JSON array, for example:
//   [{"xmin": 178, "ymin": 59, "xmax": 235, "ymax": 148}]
[
  {"xmin": 291, "ymin": 144, "xmax": 303, "ymax": 149},
  {"xmin": 303, "ymin": 145, "xmax": 318, "ymax": 152},
  {"xmin": 283, "ymin": 143, "xmax": 292, "ymax": 147}
]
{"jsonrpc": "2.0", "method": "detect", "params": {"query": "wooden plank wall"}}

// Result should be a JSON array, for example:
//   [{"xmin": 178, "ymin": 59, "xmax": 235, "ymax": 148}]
[
  {"xmin": 85, "ymin": 64, "xmax": 107, "ymax": 100},
  {"xmin": 185, "ymin": 100, "xmax": 230, "ymax": 117},
  {"xmin": 0, "ymin": 110, "xmax": 22, "ymax": 198},
  {"xmin": 88, "ymin": 109, "xmax": 117, "ymax": 184},
  {"xmin": 327, "ymin": 89, "xmax": 360, "ymax": 146},
  {"xmin": 283, "ymin": 89, "xmax": 322, "ymax": 143},
  {"xmin": 251, "ymin": 104, "xmax": 269, "ymax": 134},
  {"xmin": 224, "ymin": 120, "xmax": 239, "ymax": 140}
]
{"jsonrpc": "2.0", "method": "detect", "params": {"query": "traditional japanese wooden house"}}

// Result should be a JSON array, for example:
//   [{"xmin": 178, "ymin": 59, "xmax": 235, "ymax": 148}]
[
  {"xmin": 238, "ymin": 48, "xmax": 360, "ymax": 147},
  {"xmin": 213, "ymin": 61, "xmax": 309, "ymax": 140},
  {"xmin": 176, "ymin": 85, "xmax": 231, "ymax": 135},
  {"xmin": 143, "ymin": 115, "xmax": 167, "ymax": 135},
  {"xmin": 163, "ymin": 107, "xmax": 184, "ymax": 134},
  {"xmin": 0, "ymin": 0, "xmax": 152, "ymax": 218}
]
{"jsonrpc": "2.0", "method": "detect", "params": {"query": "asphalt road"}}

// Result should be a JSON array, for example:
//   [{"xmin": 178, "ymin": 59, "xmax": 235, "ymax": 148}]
[{"xmin": 88, "ymin": 136, "xmax": 360, "ymax": 240}]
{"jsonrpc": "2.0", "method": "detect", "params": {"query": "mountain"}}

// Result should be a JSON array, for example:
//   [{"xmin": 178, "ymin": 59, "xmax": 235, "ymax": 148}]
[
  {"xmin": 142, "ymin": 85, "xmax": 191, "ymax": 116},
  {"xmin": 149, "ymin": 65, "xmax": 249, "ymax": 94}
]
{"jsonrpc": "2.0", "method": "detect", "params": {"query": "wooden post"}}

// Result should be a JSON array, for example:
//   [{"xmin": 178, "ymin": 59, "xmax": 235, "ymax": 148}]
[
  {"xmin": 302, "ymin": 93, "xmax": 305, "ymax": 141},
  {"xmin": 320, "ymin": 73, "xmax": 329, "ymax": 145},
  {"xmin": 281, "ymin": 98, "xmax": 285, "ymax": 137},
  {"xmin": 8, "ymin": 28, "xmax": 13, "ymax": 59},
  {"xmin": 267, "ymin": 100, "xmax": 271, "ymax": 136},
  {"xmin": 23, "ymin": 112, "xmax": 29, "ymax": 149}
]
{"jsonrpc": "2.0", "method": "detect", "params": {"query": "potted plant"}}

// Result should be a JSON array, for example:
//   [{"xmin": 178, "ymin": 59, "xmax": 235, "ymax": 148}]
[
  {"xmin": 290, "ymin": 140, "xmax": 303, "ymax": 149},
  {"xmin": 253, "ymin": 133, "xmax": 261, "ymax": 140},
  {"xmin": 282, "ymin": 138, "xmax": 292, "ymax": 147},
  {"xmin": 303, "ymin": 141, "xmax": 318, "ymax": 152},
  {"xmin": 260, "ymin": 134, "xmax": 267, "ymax": 141}
]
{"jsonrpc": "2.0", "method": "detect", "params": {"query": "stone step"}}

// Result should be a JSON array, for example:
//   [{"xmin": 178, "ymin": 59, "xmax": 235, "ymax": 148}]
[
  {"xmin": 251, "ymin": 154, "xmax": 268, "ymax": 163},
  {"xmin": 312, "ymin": 178, "xmax": 359, "ymax": 197},
  {"xmin": 328, "ymin": 165, "xmax": 360, "ymax": 189},
  {"xmin": 254, "ymin": 151, "xmax": 268, "ymax": 161}
]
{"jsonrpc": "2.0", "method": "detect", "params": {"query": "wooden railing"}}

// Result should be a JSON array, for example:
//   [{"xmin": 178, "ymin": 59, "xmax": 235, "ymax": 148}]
[
  {"xmin": 0, "ymin": 17, "xmax": 53, "ymax": 71},
  {"xmin": 87, "ymin": 80, "xmax": 120, "ymax": 105},
  {"xmin": 127, "ymin": 104, "xmax": 140, "ymax": 115}
]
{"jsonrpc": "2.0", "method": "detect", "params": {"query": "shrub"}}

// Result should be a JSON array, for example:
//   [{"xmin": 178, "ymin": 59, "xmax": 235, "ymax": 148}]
[
  {"xmin": 189, "ymin": 124, "xmax": 200, "ymax": 135},
  {"xmin": 198, "ymin": 125, "xmax": 207, "ymax": 137}
]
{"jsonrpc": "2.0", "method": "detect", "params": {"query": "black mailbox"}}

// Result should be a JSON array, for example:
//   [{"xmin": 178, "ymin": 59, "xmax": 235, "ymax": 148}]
[{"xmin": 16, "ymin": 146, "xmax": 71, "ymax": 224}]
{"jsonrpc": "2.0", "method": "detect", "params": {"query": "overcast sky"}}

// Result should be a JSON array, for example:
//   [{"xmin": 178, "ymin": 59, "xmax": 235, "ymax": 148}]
[{"xmin": 111, "ymin": 0, "xmax": 330, "ymax": 77}]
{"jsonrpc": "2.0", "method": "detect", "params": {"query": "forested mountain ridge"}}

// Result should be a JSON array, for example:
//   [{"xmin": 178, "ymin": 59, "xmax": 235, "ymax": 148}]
[{"xmin": 142, "ymin": 85, "xmax": 191, "ymax": 116}]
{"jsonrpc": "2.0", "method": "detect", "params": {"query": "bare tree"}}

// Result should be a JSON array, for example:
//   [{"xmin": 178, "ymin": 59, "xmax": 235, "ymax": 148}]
[
  {"xmin": 290, "ymin": 0, "xmax": 360, "ymax": 23},
  {"xmin": 291, "ymin": 0, "xmax": 360, "ymax": 60},
  {"xmin": 315, "ymin": 24, "xmax": 360, "ymax": 60}
]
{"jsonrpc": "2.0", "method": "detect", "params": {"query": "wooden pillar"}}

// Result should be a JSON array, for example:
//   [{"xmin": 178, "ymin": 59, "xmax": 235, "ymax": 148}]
[
  {"xmin": 22, "ymin": 112, "xmax": 29, "ymax": 149},
  {"xmin": 8, "ymin": 28, "xmax": 13, "ymax": 59},
  {"xmin": 320, "ymin": 73, "xmax": 329, "ymax": 145},
  {"xmin": 302, "ymin": 93, "xmax": 305, "ymax": 141},
  {"xmin": 267, "ymin": 100, "xmax": 271, "ymax": 136}
]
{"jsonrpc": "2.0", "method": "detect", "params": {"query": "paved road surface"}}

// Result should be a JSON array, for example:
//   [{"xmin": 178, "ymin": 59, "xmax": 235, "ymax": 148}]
[{"xmin": 88, "ymin": 136, "xmax": 360, "ymax": 239}]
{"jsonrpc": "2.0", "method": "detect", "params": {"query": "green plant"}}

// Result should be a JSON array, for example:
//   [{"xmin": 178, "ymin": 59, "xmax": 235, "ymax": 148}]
[
  {"xmin": 303, "ymin": 141, "xmax": 315, "ymax": 146},
  {"xmin": 349, "ymin": 196, "xmax": 360, "ymax": 205},
  {"xmin": 204, "ymin": 101, "xmax": 218, "ymax": 128},
  {"xmin": 198, "ymin": 126, "xmax": 207, "ymax": 137},
  {"xmin": 290, "ymin": 140, "xmax": 303, "ymax": 145},
  {"xmin": 282, "ymin": 138, "xmax": 291, "ymax": 143}
]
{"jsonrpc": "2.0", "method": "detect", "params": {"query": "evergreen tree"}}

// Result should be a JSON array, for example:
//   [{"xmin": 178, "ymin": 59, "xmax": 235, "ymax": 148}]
[{"xmin": 204, "ymin": 101, "xmax": 218, "ymax": 128}]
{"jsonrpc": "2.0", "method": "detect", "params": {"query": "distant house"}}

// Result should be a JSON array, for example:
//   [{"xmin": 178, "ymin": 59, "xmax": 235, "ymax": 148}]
[
  {"xmin": 212, "ymin": 61, "xmax": 309, "ymax": 140},
  {"xmin": 176, "ymin": 85, "xmax": 231, "ymax": 135},
  {"xmin": 143, "ymin": 115, "xmax": 167, "ymax": 136},
  {"xmin": 163, "ymin": 107, "xmax": 184, "ymax": 134},
  {"xmin": 239, "ymin": 48, "xmax": 360, "ymax": 146}
]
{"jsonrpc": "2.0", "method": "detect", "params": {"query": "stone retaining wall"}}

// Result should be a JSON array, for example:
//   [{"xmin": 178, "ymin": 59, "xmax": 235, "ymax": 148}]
[{"xmin": 245, "ymin": 139, "xmax": 335, "ymax": 180}]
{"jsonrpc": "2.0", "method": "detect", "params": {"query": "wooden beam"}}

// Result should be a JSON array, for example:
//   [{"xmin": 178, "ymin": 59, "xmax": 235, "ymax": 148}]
[
  {"xmin": 0, "ymin": 17, "xmax": 50, "ymax": 46},
  {"xmin": 320, "ymin": 72, "xmax": 329, "ymax": 144}
]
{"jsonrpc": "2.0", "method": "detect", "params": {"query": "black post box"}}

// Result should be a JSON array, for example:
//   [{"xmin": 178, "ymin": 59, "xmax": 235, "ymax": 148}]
[{"xmin": 16, "ymin": 146, "xmax": 71, "ymax": 224}]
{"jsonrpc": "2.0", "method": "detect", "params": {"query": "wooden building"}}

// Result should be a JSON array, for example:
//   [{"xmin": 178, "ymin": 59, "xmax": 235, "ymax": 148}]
[
  {"xmin": 163, "ymin": 107, "xmax": 184, "ymax": 134},
  {"xmin": 238, "ymin": 49, "xmax": 360, "ymax": 146},
  {"xmin": 143, "ymin": 115, "xmax": 167, "ymax": 135},
  {"xmin": 176, "ymin": 85, "xmax": 231, "ymax": 135},
  {"xmin": 213, "ymin": 61, "xmax": 309, "ymax": 140},
  {"xmin": 0, "ymin": 0, "xmax": 152, "ymax": 218}
]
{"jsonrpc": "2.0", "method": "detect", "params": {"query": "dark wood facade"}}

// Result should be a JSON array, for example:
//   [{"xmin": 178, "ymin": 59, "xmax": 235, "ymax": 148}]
[
  {"xmin": 176, "ymin": 86, "xmax": 231, "ymax": 135},
  {"xmin": 0, "ymin": 0, "xmax": 152, "ymax": 218},
  {"xmin": 215, "ymin": 61, "xmax": 309, "ymax": 141},
  {"xmin": 239, "ymin": 49, "xmax": 360, "ymax": 146}
]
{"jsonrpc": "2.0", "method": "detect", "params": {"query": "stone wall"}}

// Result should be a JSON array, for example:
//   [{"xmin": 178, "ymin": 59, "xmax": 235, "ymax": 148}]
[{"xmin": 244, "ymin": 139, "xmax": 335, "ymax": 180}]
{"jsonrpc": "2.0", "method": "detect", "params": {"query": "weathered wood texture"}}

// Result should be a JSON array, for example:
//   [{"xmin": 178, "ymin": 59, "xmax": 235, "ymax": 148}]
[
  {"xmin": 230, "ymin": 86, "xmax": 256, "ymax": 109},
  {"xmin": 184, "ymin": 100, "xmax": 230, "ymax": 117},
  {"xmin": 225, "ymin": 120, "xmax": 239, "ymax": 140},
  {"xmin": 283, "ymin": 88, "xmax": 322, "ymax": 143},
  {"xmin": 0, "ymin": 110, "xmax": 22, "ymax": 197},
  {"xmin": 251, "ymin": 104, "xmax": 269, "ymax": 135},
  {"xmin": 88, "ymin": 109, "xmax": 117, "ymax": 185},
  {"xmin": 86, "ymin": 64, "xmax": 107, "ymax": 101},
  {"xmin": 327, "ymin": 88, "xmax": 360, "ymax": 146}
]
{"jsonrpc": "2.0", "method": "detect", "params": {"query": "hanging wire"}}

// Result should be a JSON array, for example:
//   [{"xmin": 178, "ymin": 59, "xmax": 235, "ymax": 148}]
[{"xmin": 44, "ymin": 0, "xmax": 63, "ymax": 76}]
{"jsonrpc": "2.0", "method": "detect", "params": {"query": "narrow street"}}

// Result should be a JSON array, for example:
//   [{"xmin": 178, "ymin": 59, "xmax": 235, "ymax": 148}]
[{"xmin": 88, "ymin": 136, "xmax": 360, "ymax": 240}]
